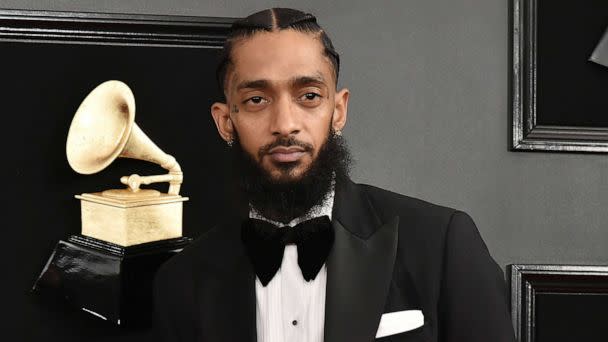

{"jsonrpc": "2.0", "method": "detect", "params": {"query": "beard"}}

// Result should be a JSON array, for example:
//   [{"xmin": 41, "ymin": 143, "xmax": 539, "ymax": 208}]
[{"xmin": 230, "ymin": 126, "xmax": 352, "ymax": 224}]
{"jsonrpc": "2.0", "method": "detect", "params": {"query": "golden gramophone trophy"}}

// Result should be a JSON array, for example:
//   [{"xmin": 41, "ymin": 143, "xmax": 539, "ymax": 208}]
[{"xmin": 33, "ymin": 80, "xmax": 192, "ymax": 326}]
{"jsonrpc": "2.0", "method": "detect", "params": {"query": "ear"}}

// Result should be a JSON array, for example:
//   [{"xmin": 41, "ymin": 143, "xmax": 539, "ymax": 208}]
[
  {"xmin": 210, "ymin": 102, "xmax": 234, "ymax": 142},
  {"xmin": 332, "ymin": 88, "xmax": 350, "ymax": 132}
]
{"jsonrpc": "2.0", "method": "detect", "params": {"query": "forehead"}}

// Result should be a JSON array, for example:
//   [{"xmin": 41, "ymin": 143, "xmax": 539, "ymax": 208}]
[{"xmin": 229, "ymin": 30, "xmax": 333, "ymax": 88}]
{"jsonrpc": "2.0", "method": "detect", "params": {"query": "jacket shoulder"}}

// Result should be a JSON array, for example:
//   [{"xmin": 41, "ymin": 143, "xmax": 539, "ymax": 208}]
[
  {"xmin": 157, "ymin": 222, "xmax": 236, "ymax": 275},
  {"xmin": 357, "ymin": 182, "xmax": 458, "ymax": 227}
]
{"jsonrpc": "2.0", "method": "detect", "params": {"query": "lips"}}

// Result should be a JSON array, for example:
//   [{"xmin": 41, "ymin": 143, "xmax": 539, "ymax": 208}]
[{"xmin": 267, "ymin": 146, "xmax": 307, "ymax": 163}]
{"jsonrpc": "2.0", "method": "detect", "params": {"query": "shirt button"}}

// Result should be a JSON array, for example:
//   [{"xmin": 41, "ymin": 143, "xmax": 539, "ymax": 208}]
[{"xmin": 292, "ymin": 320, "xmax": 298, "ymax": 326}]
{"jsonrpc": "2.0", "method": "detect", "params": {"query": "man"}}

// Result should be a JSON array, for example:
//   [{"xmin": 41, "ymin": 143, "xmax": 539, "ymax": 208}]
[{"xmin": 154, "ymin": 8, "xmax": 516, "ymax": 342}]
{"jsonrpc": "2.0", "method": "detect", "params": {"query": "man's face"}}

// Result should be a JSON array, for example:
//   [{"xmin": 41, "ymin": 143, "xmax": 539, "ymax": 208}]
[{"xmin": 211, "ymin": 29, "xmax": 349, "ymax": 182}]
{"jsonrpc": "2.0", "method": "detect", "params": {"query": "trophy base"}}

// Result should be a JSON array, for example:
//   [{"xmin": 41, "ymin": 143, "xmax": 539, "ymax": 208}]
[
  {"xmin": 32, "ymin": 234, "xmax": 191, "ymax": 327},
  {"xmin": 76, "ymin": 192, "xmax": 189, "ymax": 247}
]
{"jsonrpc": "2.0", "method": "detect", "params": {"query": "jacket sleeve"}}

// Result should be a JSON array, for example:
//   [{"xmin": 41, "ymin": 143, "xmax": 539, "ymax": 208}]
[
  {"xmin": 438, "ymin": 211, "xmax": 516, "ymax": 342},
  {"xmin": 153, "ymin": 267, "xmax": 180, "ymax": 342}
]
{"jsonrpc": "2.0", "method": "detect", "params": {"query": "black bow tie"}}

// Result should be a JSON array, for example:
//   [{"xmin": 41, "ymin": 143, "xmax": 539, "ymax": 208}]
[{"xmin": 241, "ymin": 215, "xmax": 334, "ymax": 286}]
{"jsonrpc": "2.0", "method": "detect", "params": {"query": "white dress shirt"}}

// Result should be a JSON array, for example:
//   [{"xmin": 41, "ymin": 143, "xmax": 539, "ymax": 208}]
[{"xmin": 249, "ymin": 189, "xmax": 334, "ymax": 342}]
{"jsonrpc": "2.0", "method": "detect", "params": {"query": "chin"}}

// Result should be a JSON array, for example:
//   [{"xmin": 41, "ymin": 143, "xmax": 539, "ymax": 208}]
[{"xmin": 267, "ymin": 163, "xmax": 309, "ymax": 183}]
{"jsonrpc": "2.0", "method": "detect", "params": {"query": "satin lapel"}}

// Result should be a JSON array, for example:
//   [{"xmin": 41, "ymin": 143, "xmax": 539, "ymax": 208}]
[
  {"xmin": 196, "ymin": 216, "xmax": 257, "ymax": 341},
  {"xmin": 324, "ymin": 218, "xmax": 399, "ymax": 342},
  {"xmin": 324, "ymin": 179, "xmax": 399, "ymax": 342}
]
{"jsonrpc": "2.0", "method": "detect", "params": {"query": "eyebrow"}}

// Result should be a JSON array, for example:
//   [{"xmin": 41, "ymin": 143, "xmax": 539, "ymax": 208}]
[
  {"xmin": 290, "ymin": 74, "xmax": 327, "ymax": 88},
  {"xmin": 236, "ymin": 79, "xmax": 270, "ymax": 91},
  {"xmin": 235, "ymin": 74, "xmax": 327, "ymax": 91}
]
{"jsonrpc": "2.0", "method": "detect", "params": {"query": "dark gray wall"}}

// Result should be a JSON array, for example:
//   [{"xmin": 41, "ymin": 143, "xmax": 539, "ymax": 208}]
[{"xmin": 3, "ymin": 0, "xmax": 607, "ymax": 270}]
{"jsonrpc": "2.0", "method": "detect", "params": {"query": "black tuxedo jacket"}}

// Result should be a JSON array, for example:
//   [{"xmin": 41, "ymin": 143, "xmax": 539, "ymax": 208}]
[{"xmin": 154, "ymin": 179, "xmax": 516, "ymax": 342}]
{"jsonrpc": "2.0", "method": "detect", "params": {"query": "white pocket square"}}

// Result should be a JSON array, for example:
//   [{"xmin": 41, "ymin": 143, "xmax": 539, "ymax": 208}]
[{"xmin": 375, "ymin": 310, "xmax": 424, "ymax": 338}]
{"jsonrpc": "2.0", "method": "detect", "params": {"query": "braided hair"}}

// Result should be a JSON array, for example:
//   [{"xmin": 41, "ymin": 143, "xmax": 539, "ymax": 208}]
[{"xmin": 216, "ymin": 8, "xmax": 340, "ymax": 96}]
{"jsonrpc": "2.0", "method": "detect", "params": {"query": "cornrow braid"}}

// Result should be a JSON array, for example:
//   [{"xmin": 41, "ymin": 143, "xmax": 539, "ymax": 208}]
[{"xmin": 215, "ymin": 8, "xmax": 340, "ymax": 97}]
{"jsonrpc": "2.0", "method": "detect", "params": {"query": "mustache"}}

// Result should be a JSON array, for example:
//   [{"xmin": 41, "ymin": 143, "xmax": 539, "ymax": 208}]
[{"xmin": 257, "ymin": 136, "xmax": 314, "ymax": 159}]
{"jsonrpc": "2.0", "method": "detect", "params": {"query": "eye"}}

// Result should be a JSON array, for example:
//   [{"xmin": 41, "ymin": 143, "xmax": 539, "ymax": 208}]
[
  {"xmin": 241, "ymin": 95, "xmax": 270, "ymax": 112},
  {"xmin": 245, "ymin": 96, "xmax": 266, "ymax": 104},
  {"xmin": 299, "ymin": 92, "xmax": 322, "ymax": 101}
]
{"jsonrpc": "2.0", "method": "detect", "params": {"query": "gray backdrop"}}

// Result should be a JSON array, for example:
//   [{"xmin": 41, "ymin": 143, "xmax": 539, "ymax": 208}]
[{"xmin": 3, "ymin": 0, "xmax": 607, "ymax": 271}]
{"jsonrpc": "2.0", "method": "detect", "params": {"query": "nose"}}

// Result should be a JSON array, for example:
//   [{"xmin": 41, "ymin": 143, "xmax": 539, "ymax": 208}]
[{"xmin": 269, "ymin": 96, "xmax": 300, "ymax": 136}]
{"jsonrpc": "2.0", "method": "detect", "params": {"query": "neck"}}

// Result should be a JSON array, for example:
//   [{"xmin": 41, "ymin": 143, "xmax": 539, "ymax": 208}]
[{"xmin": 250, "ymin": 181, "xmax": 335, "ymax": 224}]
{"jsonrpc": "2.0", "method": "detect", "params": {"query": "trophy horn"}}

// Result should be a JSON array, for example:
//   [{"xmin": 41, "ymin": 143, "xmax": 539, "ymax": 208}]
[{"xmin": 66, "ymin": 80, "xmax": 183, "ymax": 195}]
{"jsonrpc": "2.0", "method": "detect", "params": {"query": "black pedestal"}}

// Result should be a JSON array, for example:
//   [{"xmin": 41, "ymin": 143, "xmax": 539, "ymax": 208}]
[{"xmin": 32, "ymin": 235, "xmax": 191, "ymax": 327}]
